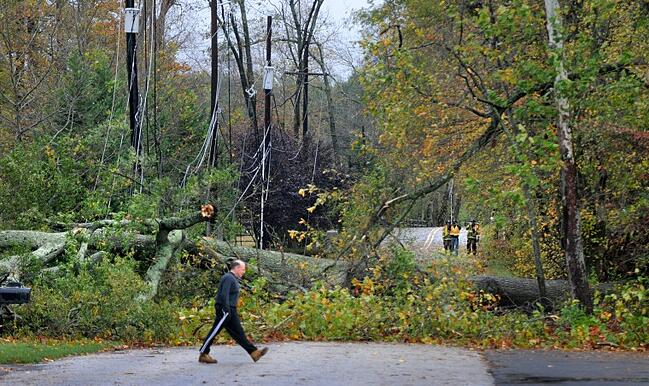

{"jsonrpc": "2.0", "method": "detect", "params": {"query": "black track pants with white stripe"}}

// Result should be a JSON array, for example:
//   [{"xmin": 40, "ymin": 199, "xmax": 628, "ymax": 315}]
[{"xmin": 199, "ymin": 304, "xmax": 257, "ymax": 355}]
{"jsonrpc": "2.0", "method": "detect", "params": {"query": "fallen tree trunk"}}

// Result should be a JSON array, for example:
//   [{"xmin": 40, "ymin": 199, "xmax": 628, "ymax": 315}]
[
  {"xmin": 0, "ymin": 230, "xmax": 68, "ymax": 280},
  {"xmin": 187, "ymin": 239, "xmax": 350, "ymax": 292},
  {"xmin": 134, "ymin": 236, "xmax": 355, "ymax": 295},
  {"xmin": 8, "ymin": 215, "xmax": 621, "ymax": 308},
  {"xmin": 0, "ymin": 206, "xmax": 220, "ymax": 301},
  {"xmin": 0, "ymin": 205, "xmax": 349, "ymax": 300},
  {"xmin": 0, "ymin": 230, "xmax": 67, "ymax": 248},
  {"xmin": 0, "ymin": 229, "xmax": 155, "ymax": 262},
  {"xmin": 3, "ymin": 228, "xmax": 620, "ymax": 311},
  {"xmin": 469, "ymin": 275, "xmax": 615, "ymax": 309}
]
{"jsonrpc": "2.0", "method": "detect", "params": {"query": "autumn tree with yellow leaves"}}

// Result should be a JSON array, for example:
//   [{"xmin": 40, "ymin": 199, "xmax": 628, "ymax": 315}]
[{"xmin": 346, "ymin": 0, "xmax": 649, "ymax": 311}]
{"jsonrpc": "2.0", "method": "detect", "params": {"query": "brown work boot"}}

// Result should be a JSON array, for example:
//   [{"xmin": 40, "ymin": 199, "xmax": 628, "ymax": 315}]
[
  {"xmin": 250, "ymin": 347, "xmax": 269, "ymax": 362},
  {"xmin": 198, "ymin": 353, "xmax": 217, "ymax": 364}
]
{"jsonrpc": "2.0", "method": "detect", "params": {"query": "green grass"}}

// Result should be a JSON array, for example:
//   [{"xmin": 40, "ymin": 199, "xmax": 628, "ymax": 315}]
[
  {"xmin": 485, "ymin": 258, "xmax": 515, "ymax": 277},
  {"xmin": 0, "ymin": 340, "xmax": 114, "ymax": 364}
]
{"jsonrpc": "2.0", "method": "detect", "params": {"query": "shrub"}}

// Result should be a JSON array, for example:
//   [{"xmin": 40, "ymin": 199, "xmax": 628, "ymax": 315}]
[{"xmin": 12, "ymin": 256, "xmax": 179, "ymax": 343}]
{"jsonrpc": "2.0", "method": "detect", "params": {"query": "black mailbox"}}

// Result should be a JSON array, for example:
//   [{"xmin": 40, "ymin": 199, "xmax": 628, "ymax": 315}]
[{"xmin": 0, "ymin": 282, "xmax": 31, "ymax": 304}]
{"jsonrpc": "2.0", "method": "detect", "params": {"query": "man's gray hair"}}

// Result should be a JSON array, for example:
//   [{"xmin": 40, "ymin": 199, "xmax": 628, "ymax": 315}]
[{"xmin": 230, "ymin": 259, "xmax": 245, "ymax": 269}]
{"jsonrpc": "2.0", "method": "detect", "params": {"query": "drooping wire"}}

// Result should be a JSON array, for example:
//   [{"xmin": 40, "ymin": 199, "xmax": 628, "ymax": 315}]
[{"xmin": 180, "ymin": 74, "xmax": 223, "ymax": 187}]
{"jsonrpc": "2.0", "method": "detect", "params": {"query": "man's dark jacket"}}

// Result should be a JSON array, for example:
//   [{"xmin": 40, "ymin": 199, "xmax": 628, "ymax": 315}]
[{"xmin": 215, "ymin": 272, "xmax": 240, "ymax": 310}]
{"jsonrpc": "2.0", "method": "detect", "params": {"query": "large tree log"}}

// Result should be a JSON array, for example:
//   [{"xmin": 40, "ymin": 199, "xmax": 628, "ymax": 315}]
[
  {"xmin": 0, "ymin": 209, "xmax": 347, "ymax": 296},
  {"xmin": 3, "ymin": 224, "xmax": 620, "ymax": 309},
  {"xmin": 470, "ymin": 275, "xmax": 614, "ymax": 309},
  {"xmin": 0, "ymin": 230, "xmax": 66, "ymax": 248},
  {"xmin": 17, "ymin": 209, "xmax": 623, "ymax": 308},
  {"xmin": 194, "ymin": 239, "xmax": 350, "ymax": 292},
  {"xmin": 0, "ymin": 228, "xmax": 154, "ymax": 259},
  {"xmin": 0, "ymin": 231, "xmax": 68, "ymax": 280}
]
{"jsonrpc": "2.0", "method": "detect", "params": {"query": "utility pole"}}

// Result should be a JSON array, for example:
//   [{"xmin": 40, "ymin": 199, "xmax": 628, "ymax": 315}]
[
  {"xmin": 259, "ymin": 16, "xmax": 273, "ymax": 249},
  {"xmin": 302, "ymin": 42, "xmax": 309, "ymax": 137},
  {"xmin": 264, "ymin": 16, "xmax": 273, "ymax": 148},
  {"xmin": 125, "ymin": 3, "xmax": 141, "ymax": 182},
  {"xmin": 206, "ymin": 0, "xmax": 220, "ymax": 237},
  {"xmin": 208, "ymin": 0, "xmax": 219, "ymax": 169}
]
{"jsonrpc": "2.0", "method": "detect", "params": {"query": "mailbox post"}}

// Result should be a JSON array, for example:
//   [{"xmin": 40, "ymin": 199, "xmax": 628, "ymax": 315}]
[
  {"xmin": 0, "ymin": 282, "xmax": 31, "ymax": 305},
  {"xmin": 0, "ymin": 279, "xmax": 31, "ymax": 305}
]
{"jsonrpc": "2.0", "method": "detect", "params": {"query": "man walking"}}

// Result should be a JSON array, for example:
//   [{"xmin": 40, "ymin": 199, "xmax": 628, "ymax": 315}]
[{"xmin": 198, "ymin": 259, "xmax": 268, "ymax": 364}]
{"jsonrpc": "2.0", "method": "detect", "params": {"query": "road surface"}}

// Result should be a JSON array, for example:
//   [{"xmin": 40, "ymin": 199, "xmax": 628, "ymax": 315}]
[
  {"xmin": 486, "ymin": 349, "xmax": 649, "ymax": 385},
  {"xmin": 0, "ymin": 342, "xmax": 492, "ymax": 386},
  {"xmin": 388, "ymin": 227, "xmax": 467, "ymax": 254},
  {"xmin": 2, "ymin": 343, "xmax": 648, "ymax": 386}
]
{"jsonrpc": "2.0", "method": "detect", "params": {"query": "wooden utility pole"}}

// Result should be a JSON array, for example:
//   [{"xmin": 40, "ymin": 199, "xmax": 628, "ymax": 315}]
[
  {"xmin": 208, "ymin": 0, "xmax": 219, "ymax": 169},
  {"xmin": 125, "ymin": 2, "xmax": 141, "ymax": 163},
  {"xmin": 284, "ymin": 67, "xmax": 327, "ymax": 139},
  {"xmin": 286, "ymin": 0, "xmax": 324, "ymax": 138},
  {"xmin": 206, "ymin": 0, "xmax": 220, "ymax": 238},
  {"xmin": 125, "ymin": 2, "xmax": 143, "ymax": 193},
  {"xmin": 302, "ymin": 43, "xmax": 309, "ymax": 137},
  {"xmin": 259, "ymin": 16, "xmax": 272, "ymax": 250},
  {"xmin": 264, "ymin": 16, "xmax": 272, "ymax": 148}
]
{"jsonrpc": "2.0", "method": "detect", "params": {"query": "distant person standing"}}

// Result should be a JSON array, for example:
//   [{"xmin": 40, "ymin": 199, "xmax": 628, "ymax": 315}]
[
  {"xmin": 198, "ymin": 260, "xmax": 268, "ymax": 364},
  {"xmin": 449, "ymin": 221, "xmax": 461, "ymax": 255},
  {"xmin": 467, "ymin": 219, "xmax": 480, "ymax": 255},
  {"xmin": 442, "ymin": 220, "xmax": 452, "ymax": 253}
]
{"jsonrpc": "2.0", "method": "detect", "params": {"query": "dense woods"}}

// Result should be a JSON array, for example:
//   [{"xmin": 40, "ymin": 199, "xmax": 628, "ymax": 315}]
[{"xmin": 0, "ymin": 0, "xmax": 646, "ymax": 349}]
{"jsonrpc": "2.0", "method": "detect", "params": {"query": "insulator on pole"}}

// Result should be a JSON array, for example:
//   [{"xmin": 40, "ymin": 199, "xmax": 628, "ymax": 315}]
[
  {"xmin": 124, "ymin": 8, "xmax": 141, "ymax": 33},
  {"xmin": 263, "ymin": 66, "xmax": 275, "ymax": 90}
]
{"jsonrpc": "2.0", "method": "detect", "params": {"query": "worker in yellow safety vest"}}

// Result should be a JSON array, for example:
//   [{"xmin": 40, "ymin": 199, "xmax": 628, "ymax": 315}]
[{"xmin": 449, "ymin": 221, "xmax": 461, "ymax": 255}]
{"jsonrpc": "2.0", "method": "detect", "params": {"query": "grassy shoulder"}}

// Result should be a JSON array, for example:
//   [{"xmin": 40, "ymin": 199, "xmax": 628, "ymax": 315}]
[
  {"xmin": 484, "ymin": 257, "xmax": 515, "ymax": 277},
  {"xmin": 0, "ymin": 338, "xmax": 117, "ymax": 364}
]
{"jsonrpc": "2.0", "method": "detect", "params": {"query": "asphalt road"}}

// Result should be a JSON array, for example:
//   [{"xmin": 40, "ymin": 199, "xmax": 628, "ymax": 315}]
[
  {"xmin": 391, "ymin": 227, "xmax": 467, "ymax": 250},
  {"xmin": 486, "ymin": 349, "xmax": 649, "ymax": 385},
  {"xmin": 0, "ymin": 342, "xmax": 493, "ymax": 386},
  {"xmin": 2, "ymin": 343, "xmax": 648, "ymax": 386}
]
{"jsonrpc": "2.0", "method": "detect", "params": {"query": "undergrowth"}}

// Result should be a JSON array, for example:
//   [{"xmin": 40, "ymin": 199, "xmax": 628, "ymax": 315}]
[
  {"xmin": 181, "ymin": 249, "xmax": 648, "ymax": 350},
  {"xmin": 3, "ymin": 249, "xmax": 647, "ymax": 352}
]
